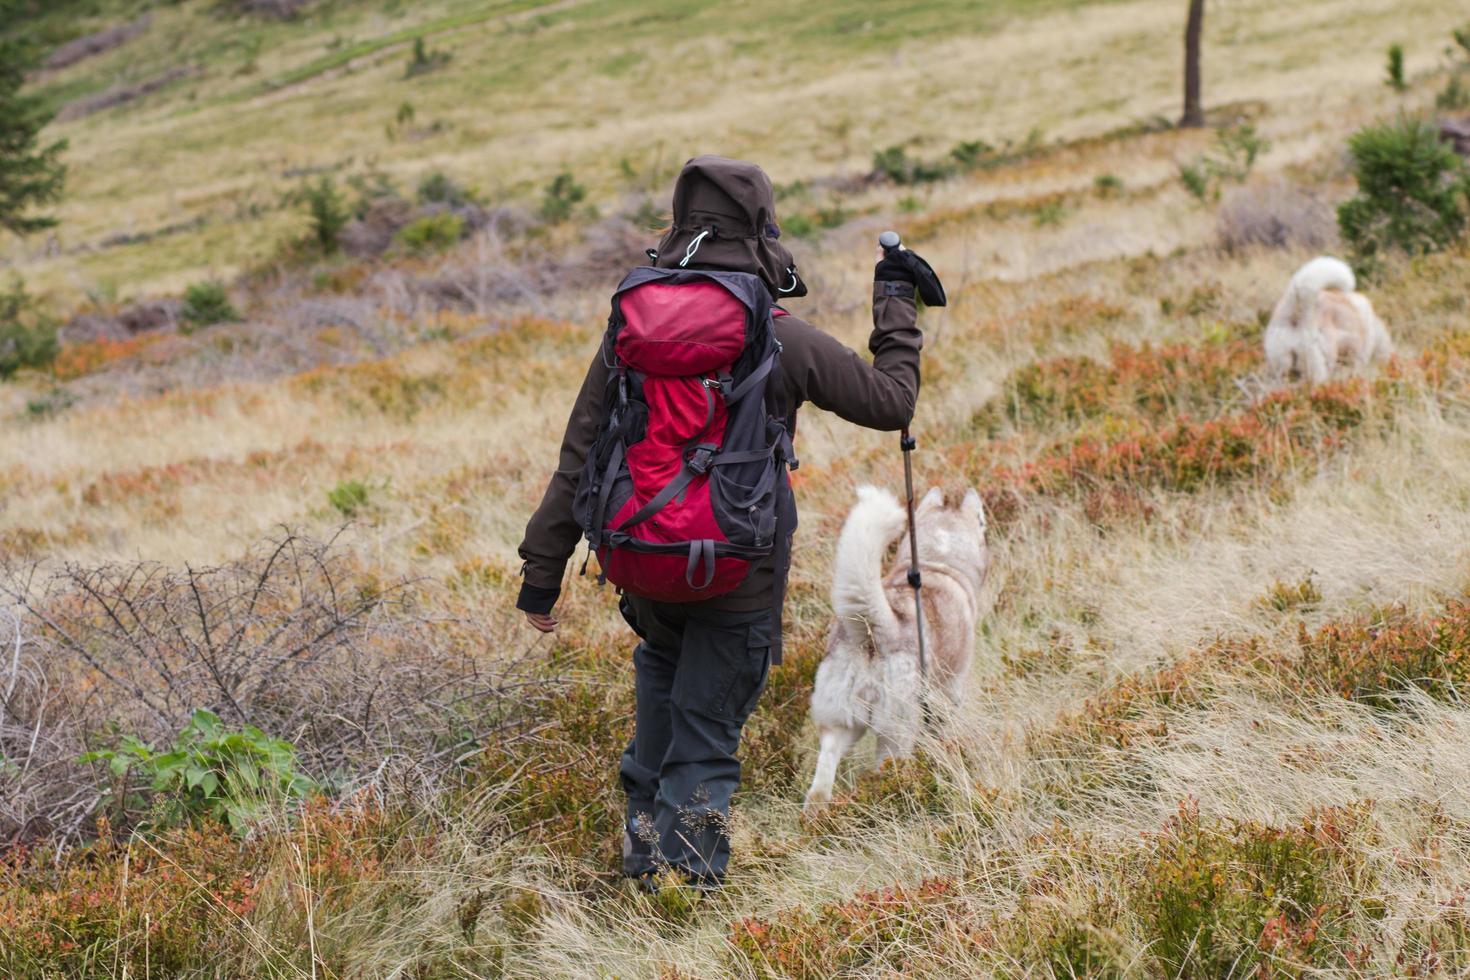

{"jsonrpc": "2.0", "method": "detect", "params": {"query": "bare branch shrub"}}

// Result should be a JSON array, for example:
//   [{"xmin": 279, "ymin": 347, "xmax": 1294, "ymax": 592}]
[
  {"xmin": 1217, "ymin": 178, "xmax": 1339, "ymax": 253},
  {"xmin": 0, "ymin": 532, "xmax": 552, "ymax": 844}
]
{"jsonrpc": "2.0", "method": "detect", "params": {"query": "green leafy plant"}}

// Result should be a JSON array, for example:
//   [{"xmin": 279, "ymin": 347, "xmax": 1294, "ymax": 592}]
[
  {"xmin": 1338, "ymin": 118, "xmax": 1470, "ymax": 274},
  {"xmin": 1179, "ymin": 160, "xmax": 1211, "ymax": 202},
  {"xmin": 539, "ymin": 171, "xmax": 587, "ymax": 222},
  {"xmin": 1386, "ymin": 43, "xmax": 1407, "ymax": 91},
  {"xmin": 81, "ymin": 708, "xmax": 317, "ymax": 834},
  {"xmin": 1180, "ymin": 124, "xmax": 1270, "ymax": 202},
  {"xmin": 395, "ymin": 211, "xmax": 464, "ymax": 252},
  {"xmin": 0, "ymin": 276, "xmax": 57, "ymax": 379},
  {"xmin": 180, "ymin": 281, "xmax": 240, "ymax": 330},
  {"xmin": 1094, "ymin": 173, "xmax": 1124, "ymax": 197},
  {"xmin": 327, "ymin": 478, "xmax": 370, "ymax": 516}
]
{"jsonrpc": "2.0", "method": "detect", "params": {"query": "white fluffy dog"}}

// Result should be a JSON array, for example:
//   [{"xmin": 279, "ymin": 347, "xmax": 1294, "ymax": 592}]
[
  {"xmin": 803, "ymin": 486, "xmax": 989, "ymax": 812},
  {"xmin": 1263, "ymin": 256, "xmax": 1392, "ymax": 384}
]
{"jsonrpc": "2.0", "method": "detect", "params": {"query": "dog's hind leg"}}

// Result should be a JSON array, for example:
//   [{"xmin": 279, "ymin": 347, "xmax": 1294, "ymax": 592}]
[{"xmin": 804, "ymin": 725, "xmax": 863, "ymax": 812}]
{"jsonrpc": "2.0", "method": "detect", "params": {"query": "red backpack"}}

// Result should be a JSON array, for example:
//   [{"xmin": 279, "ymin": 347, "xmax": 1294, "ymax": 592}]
[{"xmin": 574, "ymin": 267, "xmax": 797, "ymax": 608}]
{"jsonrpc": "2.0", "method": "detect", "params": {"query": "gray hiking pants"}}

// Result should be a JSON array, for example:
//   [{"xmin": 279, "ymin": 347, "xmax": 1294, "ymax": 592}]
[{"xmin": 617, "ymin": 594, "xmax": 773, "ymax": 885}]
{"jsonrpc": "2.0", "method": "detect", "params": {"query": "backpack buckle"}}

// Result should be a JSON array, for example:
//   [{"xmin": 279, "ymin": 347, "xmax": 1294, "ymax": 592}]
[
  {"xmin": 702, "ymin": 377, "xmax": 722, "ymax": 392},
  {"xmin": 685, "ymin": 445, "xmax": 716, "ymax": 475}
]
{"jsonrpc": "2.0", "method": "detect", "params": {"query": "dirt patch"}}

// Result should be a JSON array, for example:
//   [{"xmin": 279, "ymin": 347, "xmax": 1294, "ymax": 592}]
[
  {"xmin": 44, "ymin": 15, "xmax": 151, "ymax": 70},
  {"xmin": 60, "ymin": 300, "xmax": 182, "ymax": 344},
  {"xmin": 1442, "ymin": 117, "xmax": 1470, "ymax": 159},
  {"xmin": 57, "ymin": 66, "xmax": 193, "ymax": 122},
  {"xmin": 222, "ymin": 0, "xmax": 316, "ymax": 17}
]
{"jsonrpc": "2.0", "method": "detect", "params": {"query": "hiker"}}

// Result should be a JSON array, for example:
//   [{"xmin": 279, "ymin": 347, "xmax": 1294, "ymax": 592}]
[{"xmin": 516, "ymin": 155, "xmax": 934, "ymax": 890}]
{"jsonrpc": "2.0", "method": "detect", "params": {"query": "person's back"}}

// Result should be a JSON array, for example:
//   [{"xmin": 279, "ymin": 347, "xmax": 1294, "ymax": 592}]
[{"xmin": 516, "ymin": 155, "xmax": 929, "ymax": 889}]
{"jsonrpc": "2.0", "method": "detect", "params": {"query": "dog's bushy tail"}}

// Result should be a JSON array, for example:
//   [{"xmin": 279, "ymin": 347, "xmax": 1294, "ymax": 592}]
[
  {"xmin": 831, "ymin": 485, "xmax": 908, "ymax": 632},
  {"xmin": 1276, "ymin": 256, "xmax": 1356, "ymax": 328}
]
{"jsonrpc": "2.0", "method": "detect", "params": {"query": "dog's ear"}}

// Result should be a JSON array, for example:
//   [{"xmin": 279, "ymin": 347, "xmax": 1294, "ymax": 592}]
[
  {"xmin": 963, "ymin": 488, "xmax": 987, "ymax": 529},
  {"xmin": 917, "ymin": 487, "xmax": 944, "ymax": 513}
]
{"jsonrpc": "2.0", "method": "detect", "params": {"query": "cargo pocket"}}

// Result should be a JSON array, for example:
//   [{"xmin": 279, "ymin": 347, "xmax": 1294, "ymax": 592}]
[{"xmin": 722, "ymin": 620, "xmax": 772, "ymax": 723}]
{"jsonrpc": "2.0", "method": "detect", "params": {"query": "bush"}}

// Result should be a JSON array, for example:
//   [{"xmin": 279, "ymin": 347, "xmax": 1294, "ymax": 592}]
[
  {"xmin": 1338, "ymin": 118, "xmax": 1470, "ymax": 273},
  {"xmin": 327, "ymin": 478, "xmax": 369, "ymax": 516},
  {"xmin": 1438, "ymin": 74, "xmax": 1470, "ymax": 111},
  {"xmin": 395, "ymin": 211, "xmax": 465, "ymax": 252},
  {"xmin": 872, "ymin": 144, "xmax": 952, "ymax": 185},
  {"xmin": 781, "ymin": 206, "xmax": 850, "ymax": 239},
  {"xmin": 180, "ymin": 280, "xmax": 240, "ymax": 330},
  {"xmin": 416, "ymin": 170, "xmax": 478, "ymax": 208},
  {"xmin": 81, "ymin": 709, "xmax": 317, "ymax": 834},
  {"xmin": 1290, "ymin": 602, "xmax": 1470, "ymax": 709},
  {"xmin": 1135, "ymin": 800, "xmax": 1373, "ymax": 977},
  {"xmin": 729, "ymin": 878, "xmax": 973, "ymax": 978},
  {"xmin": 539, "ymin": 171, "xmax": 587, "ymax": 222},
  {"xmin": 981, "ymin": 336, "xmax": 1261, "ymax": 430},
  {"xmin": 404, "ymin": 35, "xmax": 451, "ymax": 78},
  {"xmin": 1386, "ymin": 43, "xmax": 1407, "ymax": 91},
  {"xmin": 0, "ymin": 821, "xmax": 261, "ymax": 976},
  {"xmin": 301, "ymin": 176, "xmax": 349, "ymax": 254},
  {"xmin": 1094, "ymin": 173, "xmax": 1124, "ymax": 197},
  {"xmin": 949, "ymin": 138, "xmax": 995, "ymax": 170},
  {"xmin": 0, "ymin": 277, "xmax": 58, "ymax": 379}
]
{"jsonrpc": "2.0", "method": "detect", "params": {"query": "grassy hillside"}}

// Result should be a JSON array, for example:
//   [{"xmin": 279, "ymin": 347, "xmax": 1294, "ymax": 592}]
[
  {"xmin": 5, "ymin": 0, "xmax": 1470, "ymax": 976},
  {"xmin": 5, "ymin": 0, "xmax": 1457, "ymax": 300}
]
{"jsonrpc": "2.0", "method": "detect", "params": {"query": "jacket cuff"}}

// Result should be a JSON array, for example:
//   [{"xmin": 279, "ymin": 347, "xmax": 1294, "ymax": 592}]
[{"xmin": 517, "ymin": 581, "xmax": 561, "ymax": 615}]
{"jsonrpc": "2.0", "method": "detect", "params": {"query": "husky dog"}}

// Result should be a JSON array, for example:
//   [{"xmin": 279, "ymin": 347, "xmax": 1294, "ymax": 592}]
[
  {"xmin": 803, "ymin": 485, "xmax": 990, "ymax": 811},
  {"xmin": 1263, "ymin": 256, "xmax": 1392, "ymax": 384}
]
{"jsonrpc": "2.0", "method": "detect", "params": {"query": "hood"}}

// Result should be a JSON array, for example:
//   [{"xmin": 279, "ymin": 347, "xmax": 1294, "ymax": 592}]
[{"xmin": 654, "ymin": 155, "xmax": 807, "ymax": 299}]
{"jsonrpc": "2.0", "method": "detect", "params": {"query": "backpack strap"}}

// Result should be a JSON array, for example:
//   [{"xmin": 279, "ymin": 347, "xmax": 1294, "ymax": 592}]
[
  {"xmin": 615, "ymin": 443, "xmax": 719, "ymax": 533},
  {"xmin": 725, "ymin": 351, "xmax": 778, "ymax": 405},
  {"xmin": 686, "ymin": 539, "xmax": 717, "ymax": 591}
]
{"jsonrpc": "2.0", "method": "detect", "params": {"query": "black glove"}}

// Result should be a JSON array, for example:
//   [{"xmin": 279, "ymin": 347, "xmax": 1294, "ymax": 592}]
[{"xmin": 874, "ymin": 248, "xmax": 947, "ymax": 307}]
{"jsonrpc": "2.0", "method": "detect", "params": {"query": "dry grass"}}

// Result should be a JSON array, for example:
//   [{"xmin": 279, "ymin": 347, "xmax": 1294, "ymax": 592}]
[{"xmin": 5, "ymin": 0, "xmax": 1470, "ymax": 975}]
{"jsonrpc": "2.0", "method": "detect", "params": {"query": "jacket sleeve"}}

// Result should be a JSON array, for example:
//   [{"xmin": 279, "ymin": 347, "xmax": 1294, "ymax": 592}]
[
  {"xmin": 515, "ymin": 345, "xmax": 611, "ymax": 614},
  {"xmin": 777, "ymin": 281, "xmax": 922, "ymax": 430}
]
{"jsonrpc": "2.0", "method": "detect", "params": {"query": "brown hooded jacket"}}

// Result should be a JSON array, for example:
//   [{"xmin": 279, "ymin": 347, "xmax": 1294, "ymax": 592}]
[{"xmin": 516, "ymin": 156, "xmax": 922, "ymax": 616}]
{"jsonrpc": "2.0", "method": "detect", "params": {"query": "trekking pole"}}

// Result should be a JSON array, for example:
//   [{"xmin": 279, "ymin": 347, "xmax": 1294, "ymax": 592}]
[
  {"xmin": 881, "ymin": 230, "xmax": 931, "ymax": 723},
  {"xmin": 900, "ymin": 427, "xmax": 928, "ymax": 689}
]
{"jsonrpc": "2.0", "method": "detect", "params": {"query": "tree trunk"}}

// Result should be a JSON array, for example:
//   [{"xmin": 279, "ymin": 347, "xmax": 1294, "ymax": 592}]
[{"xmin": 1180, "ymin": 0, "xmax": 1206, "ymax": 128}]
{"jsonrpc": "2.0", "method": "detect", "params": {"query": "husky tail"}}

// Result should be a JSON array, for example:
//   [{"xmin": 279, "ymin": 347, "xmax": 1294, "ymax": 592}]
[
  {"xmin": 1274, "ymin": 256, "xmax": 1356, "ymax": 329},
  {"xmin": 831, "ymin": 485, "xmax": 908, "ymax": 633}
]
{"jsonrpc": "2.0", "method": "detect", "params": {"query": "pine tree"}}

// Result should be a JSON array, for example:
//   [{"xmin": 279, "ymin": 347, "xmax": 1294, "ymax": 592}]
[{"xmin": 0, "ymin": 34, "xmax": 68, "ymax": 236}]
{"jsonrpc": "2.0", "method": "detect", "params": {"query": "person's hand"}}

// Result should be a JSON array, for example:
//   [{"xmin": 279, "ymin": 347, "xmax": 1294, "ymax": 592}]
[
  {"xmin": 525, "ymin": 611, "xmax": 558, "ymax": 633},
  {"xmin": 875, "ymin": 250, "xmax": 918, "ymax": 284},
  {"xmin": 874, "ymin": 247, "xmax": 947, "ymax": 307}
]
